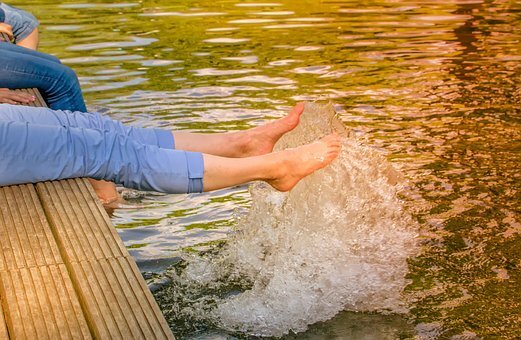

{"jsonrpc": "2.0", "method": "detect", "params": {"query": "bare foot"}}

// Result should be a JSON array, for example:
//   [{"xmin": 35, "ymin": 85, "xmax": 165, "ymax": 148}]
[
  {"xmin": 235, "ymin": 102, "xmax": 304, "ymax": 157},
  {"xmin": 88, "ymin": 178, "xmax": 125, "ymax": 206},
  {"xmin": 267, "ymin": 133, "xmax": 341, "ymax": 191}
]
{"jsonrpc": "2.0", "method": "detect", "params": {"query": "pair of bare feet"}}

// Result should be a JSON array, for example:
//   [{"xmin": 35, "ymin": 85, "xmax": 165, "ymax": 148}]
[
  {"xmin": 199, "ymin": 103, "xmax": 341, "ymax": 192},
  {"xmin": 95, "ymin": 103, "xmax": 340, "ymax": 206}
]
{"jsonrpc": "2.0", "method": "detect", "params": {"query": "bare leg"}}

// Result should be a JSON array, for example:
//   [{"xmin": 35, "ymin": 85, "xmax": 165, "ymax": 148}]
[
  {"xmin": 16, "ymin": 28, "xmax": 39, "ymax": 50},
  {"xmin": 202, "ymin": 133, "xmax": 341, "ymax": 192},
  {"xmin": 89, "ymin": 104, "xmax": 303, "ymax": 206},
  {"xmin": 173, "ymin": 103, "xmax": 305, "ymax": 158}
]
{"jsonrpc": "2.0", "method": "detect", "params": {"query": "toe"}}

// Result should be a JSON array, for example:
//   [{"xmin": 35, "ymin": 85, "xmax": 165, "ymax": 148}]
[{"xmin": 290, "ymin": 102, "xmax": 305, "ymax": 118}]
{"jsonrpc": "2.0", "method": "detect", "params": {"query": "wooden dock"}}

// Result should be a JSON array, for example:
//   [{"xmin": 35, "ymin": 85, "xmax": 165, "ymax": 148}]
[{"xmin": 0, "ymin": 87, "xmax": 175, "ymax": 339}]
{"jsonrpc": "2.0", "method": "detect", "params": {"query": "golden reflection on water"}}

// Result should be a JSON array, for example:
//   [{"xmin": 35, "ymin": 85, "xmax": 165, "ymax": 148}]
[{"xmin": 19, "ymin": 0, "xmax": 521, "ymax": 337}]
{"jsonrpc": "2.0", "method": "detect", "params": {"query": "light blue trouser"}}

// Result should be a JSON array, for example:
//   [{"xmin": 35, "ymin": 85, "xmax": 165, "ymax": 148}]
[{"xmin": 0, "ymin": 104, "xmax": 204, "ymax": 193}]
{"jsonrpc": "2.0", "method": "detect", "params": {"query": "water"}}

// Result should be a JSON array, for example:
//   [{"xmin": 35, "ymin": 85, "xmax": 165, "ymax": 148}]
[
  {"xmin": 13, "ymin": 0, "xmax": 521, "ymax": 338},
  {"xmin": 151, "ymin": 103, "xmax": 418, "ymax": 337}
]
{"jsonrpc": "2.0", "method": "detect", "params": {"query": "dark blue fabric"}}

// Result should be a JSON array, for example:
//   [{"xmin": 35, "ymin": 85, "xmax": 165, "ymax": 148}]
[
  {"xmin": 0, "ymin": 8, "xmax": 5, "ymax": 22},
  {"xmin": 0, "ymin": 42, "xmax": 87, "ymax": 112}
]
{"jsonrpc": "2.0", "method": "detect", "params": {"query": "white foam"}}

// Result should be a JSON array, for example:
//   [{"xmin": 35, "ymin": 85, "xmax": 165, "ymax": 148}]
[{"xmin": 174, "ymin": 103, "xmax": 418, "ymax": 336}]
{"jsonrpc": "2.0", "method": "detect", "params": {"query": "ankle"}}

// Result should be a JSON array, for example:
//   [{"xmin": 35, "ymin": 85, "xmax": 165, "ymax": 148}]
[
  {"xmin": 230, "ymin": 131, "xmax": 253, "ymax": 157},
  {"xmin": 266, "ymin": 151, "xmax": 289, "ymax": 181}
]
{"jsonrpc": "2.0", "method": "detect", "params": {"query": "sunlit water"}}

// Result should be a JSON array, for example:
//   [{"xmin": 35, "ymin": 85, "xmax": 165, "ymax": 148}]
[
  {"xmin": 13, "ymin": 0, "xmax": 521, "ymax": 338},
  {"xmin": 149, "ymin": 103, "xmax": 418, "ymax": 338}
]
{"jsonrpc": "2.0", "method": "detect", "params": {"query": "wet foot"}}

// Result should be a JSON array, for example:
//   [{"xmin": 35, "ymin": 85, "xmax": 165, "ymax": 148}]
[
  {"xmin": 101, "ymin": 195, "xmax": 129, "ymax": 216},
  {"xmin": 267, "ymin": 133, "xmax": 341, "ymax": 192},
  {"xmin": 235, "ymin": 102, "xmax": 304, "ymax": 157},
  {"xmin": 88, "ymin": 179, "xmax": 125, "ymax": 209}
]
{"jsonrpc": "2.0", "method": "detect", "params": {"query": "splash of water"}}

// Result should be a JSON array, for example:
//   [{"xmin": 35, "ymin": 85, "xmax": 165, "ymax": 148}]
[{"xmin": 160, "ymin": 102, "xmax": 418, "ymax": 337}]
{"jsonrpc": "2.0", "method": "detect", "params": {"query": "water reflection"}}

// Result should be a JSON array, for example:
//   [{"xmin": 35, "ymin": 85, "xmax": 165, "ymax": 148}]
[{"xmin": 26, "ymin": 0, "xmax": 521, "ymax": 337}]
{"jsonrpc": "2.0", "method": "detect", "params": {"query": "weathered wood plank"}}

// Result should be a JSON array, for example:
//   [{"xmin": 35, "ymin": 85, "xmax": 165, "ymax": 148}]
[
  {"xmin": 0, "ymin": 185, "xmax": 62, "ymax": 271},
  {"xmin": 73, "ymin": 178, "xmax": 128, "ymax": 257},
  {"xmin": 105, "ymin": 257, "xmax": 154, "ymax": 339},
  {"xmin": 120, "ymin": 257, "xmax": 174, "ymax": 339},
  {"xmin": 0, "ymin": 265, "xmax": 91, "ymax": 339},
  {"xmin": 39, "ymin": 180, "xmax": 175, "ymax": 339},
  {"xmin": 0, "ymin": 301, "xmax": 9, "ymax": 340},
  {"xmin": 48, "ymin": 264, "xmax": 92, "ymax": 339}
]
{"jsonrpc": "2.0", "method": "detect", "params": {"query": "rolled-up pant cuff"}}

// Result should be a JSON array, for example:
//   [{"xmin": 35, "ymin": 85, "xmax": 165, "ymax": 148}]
[{"xmin": 185, "ymin": 152, "xmax": 204, "ymax": 193}]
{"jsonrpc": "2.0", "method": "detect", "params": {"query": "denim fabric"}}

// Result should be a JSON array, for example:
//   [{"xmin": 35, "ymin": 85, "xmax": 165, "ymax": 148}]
[
  {"xmin": 0, "ymin": 104, "xmax": 175, "ymax": 149},
  {"xmin": 0, "ymin": 42, "xmax": 87, "ymax": 112},
  {"xmin": 0, "ymin": 8, "xmax": 5, "ymax": 22},
  {"xmin": 0, "ymin": 3, "xmax": 38, "ymax": 41},
  {"xmin": 0, "ymin": 119, "xmax": 204, "ymax": 193}
]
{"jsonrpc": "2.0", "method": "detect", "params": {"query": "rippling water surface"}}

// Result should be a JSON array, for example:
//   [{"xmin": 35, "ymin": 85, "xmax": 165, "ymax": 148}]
[{"xmin": 16, "ymin": 0, "xmax": 520, "ymax": 338}]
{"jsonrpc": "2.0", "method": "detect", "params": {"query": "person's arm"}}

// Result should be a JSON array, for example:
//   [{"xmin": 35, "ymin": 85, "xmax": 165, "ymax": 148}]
[
  {"xmin": 0, "ymin": 89, "xmax": 36, "ymax": 105},
  {"xmin": 0, "ymin": 3, "xmax": 39, "ymax": 49},
  {"xmin": 0, "ymin": 22, "xmax": 13, "ymax": 39}
]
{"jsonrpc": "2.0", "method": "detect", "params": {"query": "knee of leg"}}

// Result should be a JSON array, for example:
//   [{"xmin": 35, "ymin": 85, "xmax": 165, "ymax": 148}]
[
  {"xmin": 59, "ymin": 65, "xmax": 81, "ymax": 87},
  {"xmin": 47, "ymin": 54, "xmax": 61, "ymax": 64}
]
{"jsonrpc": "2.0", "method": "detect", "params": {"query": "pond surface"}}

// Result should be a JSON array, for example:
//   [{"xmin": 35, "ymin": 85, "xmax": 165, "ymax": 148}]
[{"xmin": 14, "ymin": 0, "xmax": 520, "ymax": 338}]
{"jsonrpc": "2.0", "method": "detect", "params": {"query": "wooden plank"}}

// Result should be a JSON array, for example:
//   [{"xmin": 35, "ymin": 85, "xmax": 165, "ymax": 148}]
[
  {"xmin": 120, "ymin": 257, "xmax": 174, "ymax": 339},
  {"xmin": 107, "ymin": 258, "xmax": 154, "ymax": 339},
  {"xmin": 2, "ymin": 269, "xmax": 38, "ymax": 338},
  {"xmin": 20, "ymin": 267, "xmax": 51, "ymax": 339},
  {"xmin": 0, "ymin": 185, "xmax": 62, "ymax": 271},
  {"xmin": 99, "ymin": 259, "xmax": 145, "ymax": 338},
  {"xmin": 66, "ymin": 257, "xmax": 175, "ymax": 339},
  {"xmin": 0, "ymin": 187, "xmax": 29, "ymax": 270},
  {"xmin": 34, "ymin": 182, "xmax": 84, "ymax": 263},
  {"xmin": 22, "ymin": 184, "xmax": 63, "ymax": 266},
  {"xmin": 74, "ymin": 178, "xmax": 128, "ymax": 257},
  {"xmin": 49, "ymin": 264, "xmax": 91, "ymax": 339},
  {"xmin": 0, "ymin": 301, "xmax": 9, "ymax": 340},
  {"xmin": 39, "ymin": 181, "xmax": 175, "ymax": 339},
  {"xmin": 0, "ymin": 265, "xmax": 91, "ymax": 340},
  {"xmin": 67, "ymin": 261, "xmax": 111, "ymax": 339},
  {"xmin": 0, "ymin": 270, "xmax": 26, "ymax": 338}
]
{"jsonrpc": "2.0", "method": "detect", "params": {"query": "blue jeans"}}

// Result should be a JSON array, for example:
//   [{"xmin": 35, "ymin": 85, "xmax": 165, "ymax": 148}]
[
  {"xmin": 0, "ymin": 104, "xmax": 204, "ymax": 193},
  {"xmin": 0, "ymin": 42, "xmax": 87, "ymax": 112}
]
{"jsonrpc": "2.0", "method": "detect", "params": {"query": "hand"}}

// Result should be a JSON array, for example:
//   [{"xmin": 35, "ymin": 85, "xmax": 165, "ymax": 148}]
[
  {"xmin": 0, "ymin": 88, "xmax": 36, "ymax": 105},
  {"xmin": 0, "ymin": 23, "xmax": 13, "ymax": 39}
]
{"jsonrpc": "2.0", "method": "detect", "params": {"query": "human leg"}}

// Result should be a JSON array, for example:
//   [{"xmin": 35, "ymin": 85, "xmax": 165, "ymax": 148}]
[
  {"xmin": 0, "ymin": 43, "xmax": 86, "ymax": 111},
  {"xmin": 0, "ymin": 120, "xmax": 340, "ymax": 193},
  {"xmin": 0, "ymin": 121, "xmax": 203, "ymax": 193},
  {"xmin": 0, "ymin": 104, "xmax": 173, "ymax": 149},
  {"xmin": 172, "ymin": 103, "xmax": 305, "ymax": 157},
  {"xmin": 201, "ymin": 133, "xmax": 341, "ymax": 191},
  {"xmin": 16, "ymin": 27, "xmax": 38, "ymax": 50},
  {"xmin": 0, "ymin": 103, "xmax": 159, "ymax": 204},
  {"xmin": 0, "ymin": 40, "xmax": 60, "ymax": 63},
  {"xmin": 0, "ymin": 102, "xmax": 302, "ymax": 158}
]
